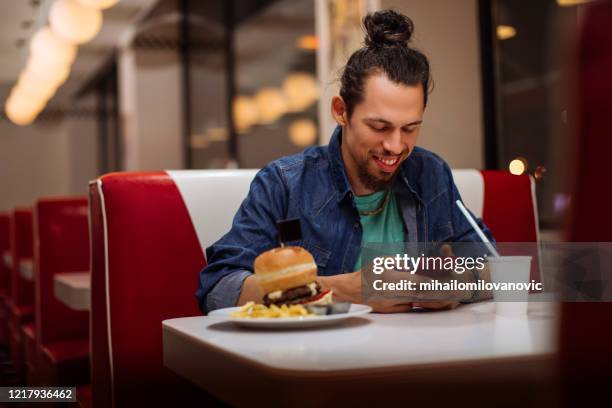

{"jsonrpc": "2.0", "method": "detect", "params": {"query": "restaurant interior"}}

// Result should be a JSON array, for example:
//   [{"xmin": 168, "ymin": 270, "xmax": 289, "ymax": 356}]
[{"xmin": 0, "ymin": 0, "xmax": 611, "ymax": 407}]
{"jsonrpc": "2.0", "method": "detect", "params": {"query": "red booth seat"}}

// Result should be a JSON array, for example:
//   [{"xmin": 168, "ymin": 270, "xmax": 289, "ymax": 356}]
[
  {"xmin": 480, "ymin": 170, "xmax": 538, "ymax": 242},
  {"xmin": 22, "ymin": 322, "xmax": 36, "ymax": 384},
  {"xmin": 88, "ymin": 172, "xmax": 225, "ymax": 408},
  {"xmin": 34, "ymin": 197, "xmax": 91, "ymax": 386},
  {"xmin": 77, "ymin": 384, "xmax": 92, "ymax": 408},
  {"xmin": 87, "ymin": 169, "xmax": 538, "ymax": 408},
  {"xmin": 560, "ymin": 2, "xmax": 612, "ymax": 406},
  {"xmin": 0, "ymin": 213, "xmax": 10, "ymax": 346},
  {"xmin": 8, "ymin": 208, "xmax": 34, "ymax": 379},
  {"xmin": 40, "ymin": 338, "xmax": 90, "ymax": 386}
]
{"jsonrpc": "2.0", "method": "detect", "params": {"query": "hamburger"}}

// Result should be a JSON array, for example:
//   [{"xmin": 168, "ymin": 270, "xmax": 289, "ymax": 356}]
[{"xmin": 254, "ymin": 246, "xmax": 333, "ymax": 306}]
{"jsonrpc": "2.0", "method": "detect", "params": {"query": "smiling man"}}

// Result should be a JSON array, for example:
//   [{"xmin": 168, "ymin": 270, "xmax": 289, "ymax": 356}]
[{"xmin": 196, "ymin": 9, "xmax": 494, "ymax": 314}]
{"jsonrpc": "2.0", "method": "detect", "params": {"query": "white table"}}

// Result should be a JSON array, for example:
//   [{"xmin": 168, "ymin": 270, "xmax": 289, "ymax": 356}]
[
  {"xmin": 53, "ymin": 272, "xmax": 90, "ymax": 311},
  {"xmin": 19, "ymin": 259, "xmax": 33, "ymax": 281},
  {"xmin": 163, "ymin": 300, "xmax": 558, "ymax": 407}
]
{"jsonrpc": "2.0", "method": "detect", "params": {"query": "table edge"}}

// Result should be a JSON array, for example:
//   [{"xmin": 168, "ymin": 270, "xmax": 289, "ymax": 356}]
[{"xmin": 162, "ymin": 319, "xmax": 558, "ymax": 380}]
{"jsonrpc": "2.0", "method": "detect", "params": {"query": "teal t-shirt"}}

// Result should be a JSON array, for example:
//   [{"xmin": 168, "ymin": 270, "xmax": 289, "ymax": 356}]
[{"xmin": 352, "ymin": 190, "xmax": 405, "ymax": 271}]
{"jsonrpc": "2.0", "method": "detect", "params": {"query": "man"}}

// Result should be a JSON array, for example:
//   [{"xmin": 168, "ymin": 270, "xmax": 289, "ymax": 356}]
[{"xmin": 196, "ymin": 9, "xmax": 493, "ymax": 313}]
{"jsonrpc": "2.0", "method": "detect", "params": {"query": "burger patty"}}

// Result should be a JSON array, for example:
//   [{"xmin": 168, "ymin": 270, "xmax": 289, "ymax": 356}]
[{"xmin": 263, "ymin": 282, "xmax": 321, "ymax": 306}]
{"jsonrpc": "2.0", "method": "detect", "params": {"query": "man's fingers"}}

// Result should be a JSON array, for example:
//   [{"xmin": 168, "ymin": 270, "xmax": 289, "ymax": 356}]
[
  {"xmin": 372, "ymin": 303, "xmax": 413, "ymax": 313},
  {"xmin": 413, "ymin": 301, "xmax": 459, "ymax": 310},
  {"xmin": 440, "ymin": 244, "xmax": 454, "ymax": 257}
]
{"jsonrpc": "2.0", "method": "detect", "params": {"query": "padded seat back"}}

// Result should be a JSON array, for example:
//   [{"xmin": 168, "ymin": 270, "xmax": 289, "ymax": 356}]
[
  {"xmin": 0, "ymin": 213, "xmax": 10, "ymax": 346},
  {"xmin": 34, "ymin": 197, "xmax": 90, "ymax": 347},
  {"xmin": 10, "ymin": 208, "xmax": 34, "ymax": 308},
  {"xmin": 0, "ymin": 213, "xmax": 10, "ymax": 295},
  {"xmin": 89, "ymin": 172, "xmax": 216, "ymax": 407}
]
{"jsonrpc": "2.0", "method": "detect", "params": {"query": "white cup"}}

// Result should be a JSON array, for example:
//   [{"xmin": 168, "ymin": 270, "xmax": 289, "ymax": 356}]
[{"xmin": 487, "ymin": 256, "xmax": 532, "ymax": 317}]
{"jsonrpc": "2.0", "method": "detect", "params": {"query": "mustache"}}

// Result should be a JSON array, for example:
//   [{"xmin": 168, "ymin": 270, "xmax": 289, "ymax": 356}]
[{"xmin": 370, "ymin": 149, "xmax": 410, "ymax": 158}]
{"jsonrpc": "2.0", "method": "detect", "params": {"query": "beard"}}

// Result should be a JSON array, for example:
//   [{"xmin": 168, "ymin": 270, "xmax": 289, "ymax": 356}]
[{"xmin": 356, "ymin": 155, "xmax": 401, "ymax": 191}]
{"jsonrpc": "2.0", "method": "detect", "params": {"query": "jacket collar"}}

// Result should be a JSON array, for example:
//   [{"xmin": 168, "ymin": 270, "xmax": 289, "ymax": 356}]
[
  {"xmin": 328, "ymin": 125, "xmax": 353, "ymax": 203},
  {"xmin": 398, "ymin": 155, "xmax": 424, "ymax": 205}
]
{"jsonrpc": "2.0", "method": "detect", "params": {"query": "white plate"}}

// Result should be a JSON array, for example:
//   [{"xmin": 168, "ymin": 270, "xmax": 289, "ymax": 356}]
[{"xmin": 208, "ymin": 304, "xmax": 373, "ymax": 329}]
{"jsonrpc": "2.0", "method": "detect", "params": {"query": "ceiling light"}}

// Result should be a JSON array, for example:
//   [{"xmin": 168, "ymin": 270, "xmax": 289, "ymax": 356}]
[
  {"xmin": 49, "ymin": 0, "xmax": 103, "ymax": 44},
  {"xmin": 509, "ymin": 158, "xmax": 527, "ymax": 175},
  {"xmin": 296, "ymin": 35, "xmax": 318, "ymax": 50},
  {"xmin": 24, "ymin": 56, "xmax": 71, "ymax": 87},
  {"xmin": 557, "ymin": 0, "xmax": 593, "ymax": 6},
  {"xmin": 4, "ymin": 93, "xmax": 43, "ymax": 126},
  {"xmin": 233, "ymin": 96, "xmax": 259, "ymax": 133},
  {"xmin": 16, "ymin": 72, "xmax": 58, "ymax": 102},
  {"xmin": 77, "ymin": 0, "xmax": 119, "ymax": 9},
  {"xmin": 283, "ymin": 73, "xmax": 320, "ymax": 112},
  {"xmin": 497, "ymin": 25, "xmax": 516, "ymax": 41},
  {"xmin": 534, "ymin": 166, "xmax": 547, "ymax": 180},
  {"xmin": 289, "ymin": 119, "xmax": 317, "ymax": 147},
  {"xmin": 30, "ymin": 26, "xmax": 77, "ymax": 66},
  {"xmin": 255, "ymin": 88, "xmax": 288, "ymax": 124}
]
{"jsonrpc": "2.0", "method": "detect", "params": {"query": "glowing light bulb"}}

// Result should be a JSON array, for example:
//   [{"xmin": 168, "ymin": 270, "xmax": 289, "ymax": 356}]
[
  {"xmin": 4, "ymin": 93, "xmax": 44, "ymax": 126},
  {"xmin": 255, "ymin": 87, "xmax": 287, "ymax": 124},
  {"xmin": 497, "ymin": 25, "xmax": 516, "ymax": 40},
  {"xmin": 233, "ymin": 96, "xmax": 259, "ymax": 133},
  {"xmin": 557, "ymin": 0, "xmax": 593, "ymax": 6},
  {"xmin": 24, "ymin": 56, "xmax": 71, "ymax": 87},
  {"xmin": 30, "ymin": 26, "xmax": 77, "ymax": 67},
  {"xmin": 296, "ymin": 35, "xmax": 318, "ymax": 50},
  {"xmin": 77, "ymin": 0, "xmax": 119, "ymax": 9},
  {"xmin": 534, "ymin": 166, "xmax": 547, "ymax": 180},
  {"xmin": 509, "ymin": 158, "xmax": 527, "ymax": 175},
  {"xmin": 283, "ymin": 73, "xmax": 320, "ymax": 112},
  {"xmin": 50, "ymin": 0, "xmax": 103, "ymax": 44},
  {"xmin": 289, "ymin": 119, "xmax": 317, "ymax": 147}
]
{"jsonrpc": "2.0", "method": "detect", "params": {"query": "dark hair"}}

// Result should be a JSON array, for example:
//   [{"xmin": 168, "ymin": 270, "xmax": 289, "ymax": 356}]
[{"xmin": 339, "ymin": 9, "xmax": 432, "ymax": 118}]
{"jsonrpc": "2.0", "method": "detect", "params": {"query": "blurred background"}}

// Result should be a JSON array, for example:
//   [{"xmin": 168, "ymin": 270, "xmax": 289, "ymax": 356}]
[{"xmin": 0, "ymin": 0, "xmax": 591, "ymax": 240}]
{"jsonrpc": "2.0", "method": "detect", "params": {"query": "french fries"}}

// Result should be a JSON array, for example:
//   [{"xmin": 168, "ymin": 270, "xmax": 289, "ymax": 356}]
[{"xmin": 230, "ymin": 302, "xmax": 314, "ymax": 318}]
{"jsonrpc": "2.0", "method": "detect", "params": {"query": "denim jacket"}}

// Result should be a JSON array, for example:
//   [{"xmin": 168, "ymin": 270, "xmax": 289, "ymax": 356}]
[{"xmin": 196, "ymin": 125, "xmax": 493, "ymax": 313}]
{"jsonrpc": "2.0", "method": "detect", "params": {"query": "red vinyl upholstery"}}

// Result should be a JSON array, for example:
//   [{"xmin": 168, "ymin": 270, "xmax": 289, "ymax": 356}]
[
  {"xmin": 480, "ymin": 171, "xmax": 538, "ymax": 242},
  {"xmin": 560, "ymin": 1, "xmax": 612, "ymax": 406},
  {"xmin": 40, "ymin": 338, "xmax": 90, "ymax": 386},
  {"xmin": 481, "ymin": 171, "xmax": 540, "ymax": 283},
  {"xmin": 0, "ymin": 213, "xmax": 10, "ymax": 346},
  {"xmin": 9, "ymin": 208, "xmax": 34, "ymax": 308},
  {"xmin": 34, "ymin": 198, "xmax": 90, "ymax": 386},
  {"xmin": 22, "ymin": 322, "xmax": 37, "ymax": 384},
  {"xmin": 77, "ymin": 384, "xmax": 92, "ymax": 408},
  {"xmin": 8, "ymin": 208, "xmax": 34, "ymax": 378},
  {"xmin": 88, "ymin": 172, "xmax": 215, "ymax": 407}
]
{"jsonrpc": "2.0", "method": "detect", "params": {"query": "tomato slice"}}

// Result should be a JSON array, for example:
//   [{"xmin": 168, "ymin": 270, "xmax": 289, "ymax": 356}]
[{"xmin": 298, "ymin": 289, "xmax": 331, "ymax": 304}]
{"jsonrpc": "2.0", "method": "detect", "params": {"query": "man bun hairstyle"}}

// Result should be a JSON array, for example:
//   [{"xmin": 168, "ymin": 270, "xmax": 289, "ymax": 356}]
[
  {"xmin": 364, "ymin": 9, "xmax": 414, "ymax": 47},
  {"xmin": 340, "ymin": 9, "xmax": 431, "ymax": 118}
]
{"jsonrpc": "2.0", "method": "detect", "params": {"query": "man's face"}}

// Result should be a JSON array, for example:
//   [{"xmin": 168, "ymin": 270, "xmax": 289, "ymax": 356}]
[{"xmin": 339, "ymin": 73, "xmax": 425, "ymax": 193}]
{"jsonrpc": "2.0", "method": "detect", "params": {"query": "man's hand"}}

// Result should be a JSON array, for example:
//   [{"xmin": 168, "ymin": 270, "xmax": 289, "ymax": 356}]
[
  {"xmin": 368, "ymin": 300, "xmax": 413, "ymax": 313},
  {"xmin": 236, "ymin": 275, "xmax": 263, "ymax": 306},
  {"xmin": 412, "ymin": 300, "xmax": 459, "ymax": 310},
  {"xmin": 318, "ymin": 270, "xmax": 412, "ymax": 313},
  {"xmin": 410, "ymin": 243, "xmax": 493, "ymax": 308},
  {"xmin": 412, "ymin": 244, "xmax": 460, "ymax": 310}
]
